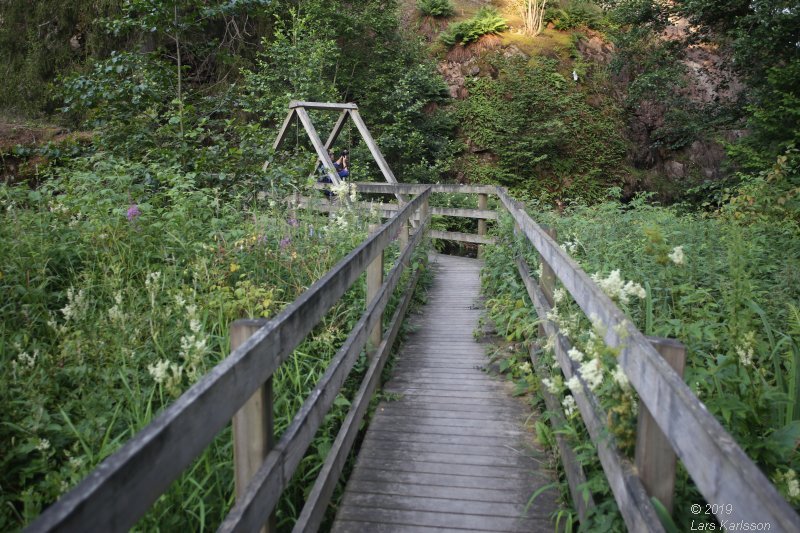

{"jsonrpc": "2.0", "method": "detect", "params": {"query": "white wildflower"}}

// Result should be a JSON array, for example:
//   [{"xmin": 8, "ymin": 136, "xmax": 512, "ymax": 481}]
[
  {"xmin": 593, "ymin": 270, "xmax": 626, "ymax": 302},
  {"xmin": 37, "ymin": 438, "xmax": 51, "ymax": 452},
  {"xmin": 668, "ymin": 246, "xmax": 685, "ymax": 266},
  {"xmin": 18, "ymin": 351, "xmax": 36, "ymax": 368},
  {"xmin": 145, "ymin": 271, "xmax": 161, "ymax": 289},
  {"xmin": 189, "ymin": 318, "xmax": 202, "ymax": 334},
  {"xmin": 148, "ymin": 359, "xmax": 171, "ymax": 384},
  {"xmin": 736, "ymin": 345, "xmax": 754, "ymax": 367},
  {"xmin": 519, "ymin": 361, "xmax": 532, "ymax": 374},
  {"xmin": 623, "ymin": 281, "xmax": 647, "ymax": 300},
  {"xmin": 536, "ymin": 263, "xmax": 544, "ymax": 279},
  {"xmin": 562, "ymin": 395, "xmax": 577, "ymax": 417},
  {"xmin": 61, "ymin": 287, "xmax": 86, "ymax": 322},
  {"xmin": 108, "ymin": 302, "xmax": 125, "ymax": 322},
  {"xmin": 69, "ymin": 456, "xmax": 84, "ymax": 469},
  {"xmin": 789, "ymin": 477, "xmax": 800, "ymax": 499},
  {"xmin": 579, "ymin": 358, "xmax": 603, "ymax": 391},
  {"xmin": 553, "ymin": 288, "xmax": 567, "ymax": 304},
  {"xmin": 543, "ymin": 335, "xmax": 556, "ymax": 352},
  {"xmin": 612, "ymin": 365, "xmax": 630, "ymax": 390},
  {"xmin": 180, "ymin": 335, "xmax": 195, "ymax": 357},
  {"xmin": 568, "ymin": 347, "xmax": 585, "ymax": 363},
  {"xmin": 566, "ymin": 375, "xmax": 581, "ymax": 392},
  {"xmin": 174, "ymin": 293, "xmax": 186, "ymax": 308},
  {"xmin": 542, "ymin": 377, "xmax": 561, "ymax": 395},
  {"xmin": 194, "ymin": 337, "xmax": 207, "ymax": 353},
  {"xmin": 736, "ymin": 331, "xmax": 756, "ymax": 367}
]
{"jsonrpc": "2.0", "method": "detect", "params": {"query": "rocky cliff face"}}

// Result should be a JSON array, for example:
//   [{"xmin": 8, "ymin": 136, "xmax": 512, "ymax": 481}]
[{"xmin": 584, "ymin": 16, "xmax": 746, "ymax": 193}]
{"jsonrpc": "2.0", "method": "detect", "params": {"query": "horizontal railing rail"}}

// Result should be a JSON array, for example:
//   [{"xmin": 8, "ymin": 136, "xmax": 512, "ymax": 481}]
[
  {"xmin": 496, "ymin": 187, "xmax": 800, "ymax": 531},
  {"xmin": 27, "ymin": 188, "xmax": 432, "ymax": 533},
  {"xmin": 302, "ymin": 182, "xmax": 498, "ymax": 247}
]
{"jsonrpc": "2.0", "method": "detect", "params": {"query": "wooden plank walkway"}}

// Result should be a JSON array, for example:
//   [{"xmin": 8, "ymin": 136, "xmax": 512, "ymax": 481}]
[{"xmin": 332, "ymin": 253, "xmax": 558, "ymax": 532}]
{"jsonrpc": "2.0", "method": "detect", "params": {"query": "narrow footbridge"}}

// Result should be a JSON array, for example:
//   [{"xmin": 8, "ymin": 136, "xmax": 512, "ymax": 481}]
[{"xmin": 28, "ymin": 184, "xmax": 799, "ymax": 532}]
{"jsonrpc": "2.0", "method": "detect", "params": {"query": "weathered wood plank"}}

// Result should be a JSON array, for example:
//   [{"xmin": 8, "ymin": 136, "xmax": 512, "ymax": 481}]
[
  {"xmin": 636, "ymin": 337, "xmax": 686, "ymax": 514},
  {"xmin": 343, "ymin": 491, "xmax": 543, "ymax": 519},
  {"xmin": 333, "ymin": 520, "xmax": 472, "ymax": 533},
  {"xmin": 292, "ymin": 263, "xmax": 424, "ymax": 532},
  {"xmin": 295, "ymin": 106, "xmax": 342, "ymax": 186},
  {"xmin": 430, "ymin": 230, "xmax": 496, "ymax": 245},
  {"xmin": 336, "ymin": 506, "xmax": 547, "ymax": 532},
  {"xmin": 230, "ymin": 319, "xmax": 274, "ymax": 533},
  {"xmin": 500, "ymin": 188, "xmax": 800, "ymax": 531},
  {"xmin": 289, "ymin": 100, "xmax": 359, "ymax": 110},
  {"xmin": 313, "ymin": 182, "xmax": 497, "ymax": 195},
  {"xmin": 333, "ymin": 254, "xmax": 556, "ymax": 532},
  {"xmin": 529, "ymin": 341, "xmax": 595, "ymax": 522},
  {"xmin": 344, "ymin": 479, "xmax": 532, "ymax": 505},
  {"xmin": 359, "ymin": 439, "xmax": 528, "ymax": 460},
  {"xmin": 360, "ymin": 429, "xmax": 527, "ymax": 448}
]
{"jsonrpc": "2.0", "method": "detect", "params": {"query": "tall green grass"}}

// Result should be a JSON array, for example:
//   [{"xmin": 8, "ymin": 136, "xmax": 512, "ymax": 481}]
[{"xmin": 0, "ymin": 158, "xmax": 415, "ymax": 530}]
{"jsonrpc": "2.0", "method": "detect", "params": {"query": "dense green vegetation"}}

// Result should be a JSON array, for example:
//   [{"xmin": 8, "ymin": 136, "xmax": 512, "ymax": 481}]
[
  {"xmin": 417, "ymin": 0, "xmax": 455, "ymax": 19},
  {"xmin": 0, "ymin": 161, "xmax": 402, "ymax": 529},
  {"xmin": 1, "ymin": 0, "xmax": 449, "ymax": 529},
  {"xmin": 482, "ymin": 194, "xmax": 800, "ymax": 528},
  {"xmin": 1, "ymin": 0, "xmax": 799, "ymax": 530},
  {"xmin": 455, "ymin": 54, "xmax": 628, "ymax": 202}
]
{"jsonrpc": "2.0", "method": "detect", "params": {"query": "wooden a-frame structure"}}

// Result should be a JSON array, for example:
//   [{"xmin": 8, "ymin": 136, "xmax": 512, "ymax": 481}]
[{"xmin": 265, "ymin": 101, "xmax": 404, "ymax": 193}]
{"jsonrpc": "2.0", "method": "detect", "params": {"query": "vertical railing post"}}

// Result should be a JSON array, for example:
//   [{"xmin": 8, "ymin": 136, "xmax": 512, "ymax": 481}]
[
  {"xmin": 291, "ymin": 190, "xmax": 300, "ymax": 219},
  {"xmin": 539, "ymin": 227, "xmax": 557, "ymax": 306},
  {"xmin": 536, "ymin": 227, "xmax": 557, "ymax": 337},
  {"xmin": 230, "ymin": 319, "xmax": 274, "ymax": 533},
  {"xmin": 635, "ymin": 337, "xmax": 686, "ymax": 515},
  {"xmin": 477, "ymin": 192, "xmax": 488, "ymax": 258},
  {"xmin": 398, "ymin": 218, "xmax": 409, "ymax": 267},
  {"xmin": 366, "ymin": 224, "xmax": 384, "ymax": 356}
]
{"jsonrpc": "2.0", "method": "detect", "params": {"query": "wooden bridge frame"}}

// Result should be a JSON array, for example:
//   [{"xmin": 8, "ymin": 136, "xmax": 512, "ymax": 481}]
[
  {"xmin": 27, "ymin": 184, "xmax": 799, "ymax": 532},
  {"xmin": 266, "ymin": 101, "xmax": 406, "ymax": 205}
]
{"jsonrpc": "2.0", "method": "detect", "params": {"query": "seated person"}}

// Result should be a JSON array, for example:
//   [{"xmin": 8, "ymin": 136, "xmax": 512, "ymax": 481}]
[
  {"xmin": 334, "ymin": 150, "xmax": 349, "ymax": 179},
  {"xmin": 317, "ymin": 150, "xmax": 350, "ymax": 196}
]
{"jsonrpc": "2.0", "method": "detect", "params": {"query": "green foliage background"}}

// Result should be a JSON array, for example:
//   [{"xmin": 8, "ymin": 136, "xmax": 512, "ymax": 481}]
[{"xmin": 455, "ymin": 55, "xmax": 628, "ymax": 202}]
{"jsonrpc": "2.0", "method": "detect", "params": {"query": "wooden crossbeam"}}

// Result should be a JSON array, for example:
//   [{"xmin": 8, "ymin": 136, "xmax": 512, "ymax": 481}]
[{"xmin": 289, "ymin": 101, "xmax": 359, "ymax": 110}]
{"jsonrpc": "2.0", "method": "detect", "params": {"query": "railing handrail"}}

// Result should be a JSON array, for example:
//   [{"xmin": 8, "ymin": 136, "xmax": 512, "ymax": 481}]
[
  {"xmin": 312, "ymin": 181, "xmax": 497, "ymax": 195},
  {"xmin": 496, "ymin": 187, "xmax": 800, "ymax": 531},
  {"xmin": 27, "ymin": 188, "xmax": 432, "ymax": 533}
]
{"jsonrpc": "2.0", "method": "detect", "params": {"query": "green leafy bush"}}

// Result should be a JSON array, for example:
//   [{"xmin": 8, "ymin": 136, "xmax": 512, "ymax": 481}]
[
  {"xmin": 440, "ymin": 7, "xmax": 508, "ymax": 47},
  {"xmin": 546, "ymin": 2, "xmax": 606, "ymax": 31},
  {"xmin": 454, "ymin": 54, "xmax": 628, "ymax": 201},
  {"xmin": 416, "ymin": 0, "xmax": 454, "ymax": 18}
]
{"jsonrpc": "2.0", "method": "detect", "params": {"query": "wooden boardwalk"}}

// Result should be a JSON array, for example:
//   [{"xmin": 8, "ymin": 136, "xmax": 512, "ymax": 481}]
[{"xmin": 332, "ymin": 253, "xmax": 558, "ymax": 532}]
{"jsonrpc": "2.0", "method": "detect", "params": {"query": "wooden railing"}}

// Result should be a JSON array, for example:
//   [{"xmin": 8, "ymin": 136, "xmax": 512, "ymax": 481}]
[
  {"xmin": 25, "ymin": 182, "xmax": 799, "ymax": 532},
  {"xmin": 496, "ymin": 188, "xmax": 800, "ymax": 531},
  {"xmin": 26, "ymin": 188, "xmax": 432, "ymax": 533},
  {"xmin": 303, "ymin": 182, "xmax": 498, "ymax": 247}
]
